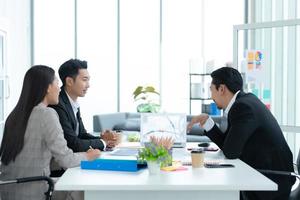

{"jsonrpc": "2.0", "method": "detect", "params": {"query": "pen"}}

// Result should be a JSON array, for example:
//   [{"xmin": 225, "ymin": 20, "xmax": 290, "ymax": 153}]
[{"xmin": 89, "ymin": 146, "xmax": 94, "ymax": 150}]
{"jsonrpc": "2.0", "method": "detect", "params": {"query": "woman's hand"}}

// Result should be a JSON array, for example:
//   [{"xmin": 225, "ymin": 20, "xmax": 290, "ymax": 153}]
[{"xmin": 86, "ymin": 149, "xmax": 101, "ymax": 160}]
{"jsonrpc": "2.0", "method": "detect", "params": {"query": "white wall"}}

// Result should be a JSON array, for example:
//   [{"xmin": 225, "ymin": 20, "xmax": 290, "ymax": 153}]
[{"xmin": 0, "ymin": 0, "xmax": 31, "ymax": 115}]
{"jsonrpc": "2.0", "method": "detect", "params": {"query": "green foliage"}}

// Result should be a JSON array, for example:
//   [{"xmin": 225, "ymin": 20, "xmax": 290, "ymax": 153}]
[
  {"xmin": 133, "ymin": 86, "xmax": 160, "ymax": 100},
  {"xmin": 133, "ymin": 85, "xmax": 160, "ymax": 113},
  {"xmin": 127, "ymin": 133, "xmax": 140, "ymax": 142},
  {"xmin": 138, "ymin": 142, "xmax": 172, "ymax": 167}
]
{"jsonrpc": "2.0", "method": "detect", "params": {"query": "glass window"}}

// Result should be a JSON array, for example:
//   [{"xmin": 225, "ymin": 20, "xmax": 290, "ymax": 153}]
[
  {"xmin": 33, "ymin": 0, "xmax": 244, "ymax": 129},
  {"xmin": 76, "ymin": 0, "xmax": 118, "ymax": 129},
  {"xmin": 33, "ymin": 0, "xmax": 75, "ymax": 71},
  {"xmin": 298, "ymin": 0, "xmax": 300, "ymax": 18},
  {"xmin": 119, "ymin": 0, "xmax": 160, "ymax": 112},
  {"xmin": 203, "ymin": 0, "xmax": 244, "ymax": 67},
  {"xmin": 239, "ymin": 22, "xmax": 300, "ymax": 158},
  {"xmin": 297, "ymin": 26, "xmax": 300, "ymax": 126},
  {"xmin": 0, "ymin": 34, "xmax": 3, "ymax": 71},
  {"xmin": 0, "ymin": 80, "xmax": 3, "ymax": 122},
  {"xmin": 162, "ymin": 0, "xmax": 243, "ymax": 114},
  {"xmin": 162, "ymin": 0, "xmax": 203, "ymax": 114},
  {"xmin": 0, "ymin": 30, "xmax": 5, "ymax": 143}
]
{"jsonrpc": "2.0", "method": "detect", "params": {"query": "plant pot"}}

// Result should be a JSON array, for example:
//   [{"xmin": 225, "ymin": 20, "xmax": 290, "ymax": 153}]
[
  {"xmin": 137, "ymin": 103, "xmax": 160, "ymax": 113},
  {"xmin": 147, "ymin": 161, "xmax": 161, "ymax": 175}
]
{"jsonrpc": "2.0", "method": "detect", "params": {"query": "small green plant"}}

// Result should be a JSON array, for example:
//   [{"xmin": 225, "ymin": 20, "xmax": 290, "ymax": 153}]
[
  {"xmin": 133, "ymin": 86, "xmax": 160, "ymax": 113},
  {"xmin": 127, "ymin": 133, "xmax": 140, "ymax": 142},
  {"xmin": 138, "ymin": 142, "xmax": 172, "ymax": 167}
]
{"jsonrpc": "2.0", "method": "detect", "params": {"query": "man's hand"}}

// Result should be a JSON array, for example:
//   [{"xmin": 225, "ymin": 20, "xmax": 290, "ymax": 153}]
[
  {"xmin": 101, "ymin": 130, "xmax": 118, "ymax": 148},
  {"xmin": 101, "ymin": 130, "xmax": 117, "ymax": 141},
  {"xmin": 106, "ymin": 140, "xmax": 117, "ymax": 148},
  {"xmin": 187, "ymin": 114, "xmax": 209, "ymax": 132}
]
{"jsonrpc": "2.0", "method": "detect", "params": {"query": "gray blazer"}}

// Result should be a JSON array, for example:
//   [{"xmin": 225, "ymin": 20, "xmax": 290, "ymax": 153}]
[{"xmin": 0, "ymin": 103, "xmax": 86, "ymax": 200}]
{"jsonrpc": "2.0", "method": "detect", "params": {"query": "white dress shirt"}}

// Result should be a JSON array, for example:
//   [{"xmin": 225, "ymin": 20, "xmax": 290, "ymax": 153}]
[
  {"xmin": 66, "ymin": 91, "xmax": 80, "ymax": 135},
  {"xmin": 65, "ymin": 90, "xmax": 107, "ymax": 149},
  {"xmin": 203, "ymin": 90, "xmax": 240, "ymax": 132}
]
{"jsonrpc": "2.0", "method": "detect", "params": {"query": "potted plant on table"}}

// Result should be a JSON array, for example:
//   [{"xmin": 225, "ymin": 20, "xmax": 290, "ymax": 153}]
[
  {"xmin": 138, "ymin": 136, "xmax": 173, "ymax": 175},
  {"xmin": 133, "ymin": 85, "xmax": 160, "ymax": 113}
]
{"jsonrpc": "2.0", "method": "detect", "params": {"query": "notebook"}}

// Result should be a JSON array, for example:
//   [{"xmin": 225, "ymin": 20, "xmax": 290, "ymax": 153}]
[
  {"xmin": 109, "ymin": 148, "xmax": 139, "ymax": 156},
  {"xmin": 140, "ymin": 113, "xmax": 187, "ymax": 148}
]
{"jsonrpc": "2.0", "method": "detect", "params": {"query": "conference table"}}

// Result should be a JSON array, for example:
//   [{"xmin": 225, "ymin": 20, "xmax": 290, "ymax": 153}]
[{"xmin": 55, "ymin": 143, "xmax": 277, "ymax": 200}]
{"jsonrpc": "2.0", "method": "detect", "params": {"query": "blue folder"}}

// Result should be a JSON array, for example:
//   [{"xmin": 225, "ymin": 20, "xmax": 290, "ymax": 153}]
[{"xmin": 81, "ymin": 158, "xmax": 146, "ymax": 172}]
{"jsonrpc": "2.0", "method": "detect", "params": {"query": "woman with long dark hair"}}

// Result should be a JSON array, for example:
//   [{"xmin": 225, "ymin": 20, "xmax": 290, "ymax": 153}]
[{"xmin": 0, "ymin": 65, "xmax": 100, "ymax": 200}]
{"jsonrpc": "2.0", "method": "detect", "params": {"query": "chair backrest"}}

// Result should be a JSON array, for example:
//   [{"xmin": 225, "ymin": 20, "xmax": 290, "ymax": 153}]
[
  {"xmin": 93, "ymin": 113, "xmax": 127, "ymax": 132},
  {"xmin": 289, "ymin": 147, "xmax": 300, "ymax": 200}
]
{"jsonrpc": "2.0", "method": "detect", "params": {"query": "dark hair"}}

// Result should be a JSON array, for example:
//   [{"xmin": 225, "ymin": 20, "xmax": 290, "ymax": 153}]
[
  {"xmin": 0, "ymin": 65, "xmax": 55, "ymax": 165},
  {"xmin": 59, "ymin": 59, "xmax": 88, "ymax": 86},
  {"xmin": 211, "ymin": 67, "xmax": 243, "ymax": 93}
]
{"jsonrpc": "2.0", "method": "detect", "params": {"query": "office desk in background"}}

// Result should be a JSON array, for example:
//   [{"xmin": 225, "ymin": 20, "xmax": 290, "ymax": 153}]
[{"xmin": 55, "ymin": 143, "xmax": 277, "ymax": 200}]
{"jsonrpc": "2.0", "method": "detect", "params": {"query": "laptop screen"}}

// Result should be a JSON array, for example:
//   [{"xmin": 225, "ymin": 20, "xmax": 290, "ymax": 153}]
[{"xmin": 140, "ymin": 113, "xmax": 187, "ymax": 147}]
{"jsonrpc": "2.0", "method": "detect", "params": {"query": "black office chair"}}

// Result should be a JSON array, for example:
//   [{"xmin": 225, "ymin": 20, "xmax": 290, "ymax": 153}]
[
  {"xmin": 0, "ymin": 176, "xmax": 54, "ymax": 200},
  {"xmin": 258, "ymin": 148, "xmax": 300, "ymax": 200}
]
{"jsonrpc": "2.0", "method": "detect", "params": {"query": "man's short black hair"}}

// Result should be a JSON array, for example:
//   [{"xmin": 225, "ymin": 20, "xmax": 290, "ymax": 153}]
[
  {"xmin": 59, "ymin": 59, "xmax": 88, "ymax": 86},
  {"xmin": 210, "ymin": 67, "xmax": 243, "ymax": 94}
]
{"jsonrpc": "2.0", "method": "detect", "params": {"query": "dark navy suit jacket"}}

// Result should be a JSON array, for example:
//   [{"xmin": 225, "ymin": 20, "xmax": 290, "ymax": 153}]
[
  {"xmin": 205, "ymin": 92, "xmax": 295, "ymax": 200},
  {"xmin": 50, "ymin": 89, "xmax": 105, "ymax": 152}
]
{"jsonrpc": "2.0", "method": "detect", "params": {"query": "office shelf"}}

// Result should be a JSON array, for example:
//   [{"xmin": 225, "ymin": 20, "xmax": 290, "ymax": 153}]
[{"xmin": 189, "ymin": 73, "xmax": 212, "ymax": 114}]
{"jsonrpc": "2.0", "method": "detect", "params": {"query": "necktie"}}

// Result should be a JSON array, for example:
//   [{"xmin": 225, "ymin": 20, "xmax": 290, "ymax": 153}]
[
  {"xmin": 75, "ymin": 108, "xmax": 80, "ymax": 135},
  {"xmin": 76, "ymin": 108, "xmax": 81, "ymax": 121}
]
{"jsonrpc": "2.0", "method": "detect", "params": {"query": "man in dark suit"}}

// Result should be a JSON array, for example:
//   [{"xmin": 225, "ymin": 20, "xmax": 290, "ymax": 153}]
[
  {"xmin": 51, "ymin": 59, "xmax": 117, "ymax": 152},
  {"xmin": 188, "ymin": 67, "xmax": 295, "ymax": 200}
]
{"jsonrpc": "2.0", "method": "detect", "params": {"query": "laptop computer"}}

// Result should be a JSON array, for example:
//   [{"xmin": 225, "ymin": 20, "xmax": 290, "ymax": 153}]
[{"xmin": 140, "ymin": 113, "xmax": 187, "ymax": 148}]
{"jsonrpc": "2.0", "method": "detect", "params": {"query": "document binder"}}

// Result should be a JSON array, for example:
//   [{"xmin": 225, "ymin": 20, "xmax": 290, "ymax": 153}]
[{"xmin": 81, "ymin": 158, "xmax": 146, "ymax": 172}]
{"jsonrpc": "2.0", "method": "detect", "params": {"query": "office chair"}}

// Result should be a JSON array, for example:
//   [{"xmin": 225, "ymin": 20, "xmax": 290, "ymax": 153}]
[
  {"xmin": 258, "ymin": 148, "xmax": 300, "ymax": 200},
  {"xmin": 0, "ymin": 176, "xmax": 54, "ymax": 200}
]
